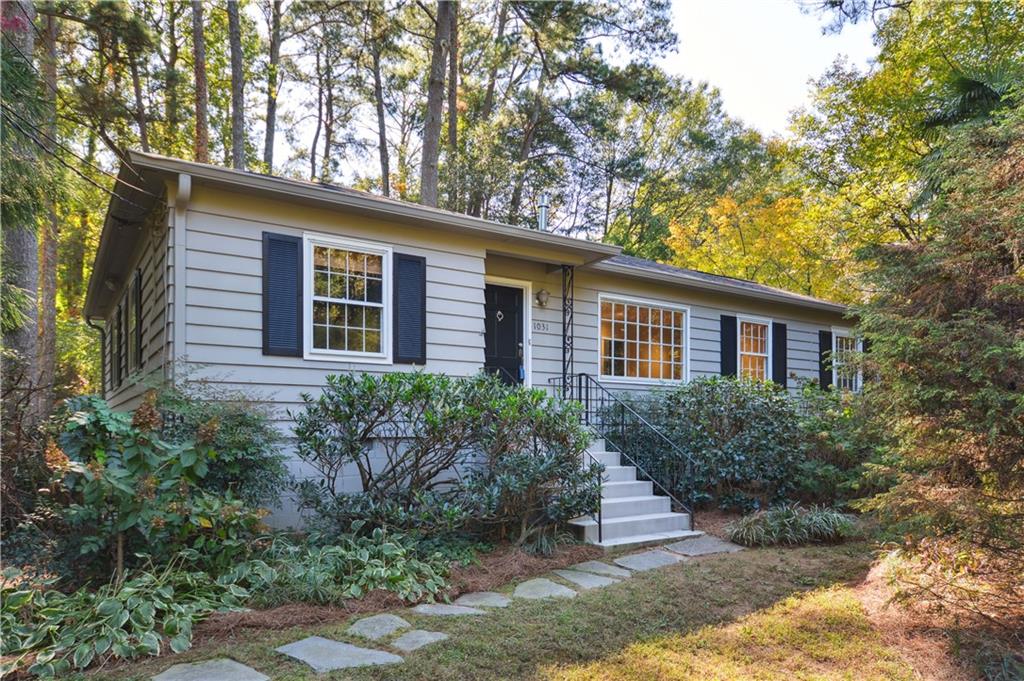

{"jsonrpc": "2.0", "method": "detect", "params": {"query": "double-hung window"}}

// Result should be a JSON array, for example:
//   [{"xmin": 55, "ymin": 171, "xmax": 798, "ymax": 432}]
[
  {"xmin": 738, "ymin": 318, "xmax": 770, "ymax": 381},
  {"xmin": 832, "ymin": 331, "xmax": 862, "ymax": 391},
  {"xmin": 306, "ymin": 235, "xmax": 391, "ymax": 362},
  {"xmin": 599, "ymin": 295, "xmax": 687, "ymax": 382}
]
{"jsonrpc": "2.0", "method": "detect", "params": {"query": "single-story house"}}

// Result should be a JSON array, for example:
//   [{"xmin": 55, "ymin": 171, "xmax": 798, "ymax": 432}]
[{"xmin": 84, "ymin": 151, "xmax": 859, "ymax": 544}]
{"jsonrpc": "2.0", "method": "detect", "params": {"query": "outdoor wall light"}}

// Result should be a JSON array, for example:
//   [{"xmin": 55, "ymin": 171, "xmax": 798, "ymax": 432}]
[{"xmin": 535, "ymin": 288, "xmax": 550, "ymax": 307}]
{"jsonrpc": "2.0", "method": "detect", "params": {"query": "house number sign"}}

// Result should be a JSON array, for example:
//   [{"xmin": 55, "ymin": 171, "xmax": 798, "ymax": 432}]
[{"xmin": 532, "ymin": 321, "xmax": 550, "ymax": 332}]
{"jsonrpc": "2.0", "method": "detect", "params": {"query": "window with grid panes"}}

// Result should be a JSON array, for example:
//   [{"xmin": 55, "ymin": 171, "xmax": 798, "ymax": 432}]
[
  {"xmin": 310, "ymin": 242, "xmax": 386, "ymax": 357},
  {"xmin": 739, "ymin": 319, "xmax": 769, "ymax": 380},
  {"xmin": 599, "ymin": 296, "xmax": 686, "ymax": 381},
  {"xmin": 833, "ymin": 333, "xmax": 861, "ymax": 391}
]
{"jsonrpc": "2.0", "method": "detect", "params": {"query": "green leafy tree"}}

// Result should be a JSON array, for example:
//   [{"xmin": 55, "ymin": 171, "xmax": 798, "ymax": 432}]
[{"xmin": 855, "ymin": 100, "xmax": 1024, "ymax": 626}]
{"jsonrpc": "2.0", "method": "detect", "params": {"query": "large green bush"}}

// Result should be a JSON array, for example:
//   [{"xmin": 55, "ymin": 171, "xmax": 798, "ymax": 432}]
[
  {"xmin": 793, "ymin": 381, "xmax": 897, "ymax": 505},
  {"xmin": 292, "ymin": 372, "xmax": 602, "ymax": 547},
  {"xmin": 617, "ymin": 376, "xmax": 802, "ymax": 510},
  {"xmin": 156, "ymin": 382, "xmax": 289, "ymax": 508},
  {"xmin": 460, "ymin": 384, "xmax": 600, "ymax": 548},
  {"xmin": 48, "ymin": 395, "xmax": 267, "ymax": 579}
]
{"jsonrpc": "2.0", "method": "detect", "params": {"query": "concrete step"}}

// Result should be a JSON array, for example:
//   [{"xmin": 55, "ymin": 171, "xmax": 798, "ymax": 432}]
[
  {"xmin": 601, "ymin": 480, "xmax": 652, "ymax": 498},
  {"xmin": 586, "ymin": 450, "xmax": 620, "ymax": 467},
  {"xmin": 570, "ymin": 511, "xmax": 691, "ymax": 542},
  {"xmin": 602, "ymin": 465, "xmax": 637, "ymax": 483},
  {"xmin": 594, "ymin": 529, "xmax": 703, "ymax": 550},
  {"xmin": 601, "ymin": 495, "xmax": 671, "ymax": 518}
]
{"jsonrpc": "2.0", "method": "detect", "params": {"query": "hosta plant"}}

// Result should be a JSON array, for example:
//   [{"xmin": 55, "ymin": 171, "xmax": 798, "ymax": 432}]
[{"xmin": 0, "ymin": 559, "xmax": 250, "ymax": 678}]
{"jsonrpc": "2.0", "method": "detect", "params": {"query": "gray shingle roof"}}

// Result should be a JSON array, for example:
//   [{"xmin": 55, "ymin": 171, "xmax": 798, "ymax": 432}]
[{"xmin": 599, "ymin": 254, "xmax": 848, "ymax": 313}]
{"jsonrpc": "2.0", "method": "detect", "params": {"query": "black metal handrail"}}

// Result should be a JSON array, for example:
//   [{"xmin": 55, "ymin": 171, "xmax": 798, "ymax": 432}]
[{"xmin": 551, "ymin": 373, "xmax": 695, "ymax": 525}]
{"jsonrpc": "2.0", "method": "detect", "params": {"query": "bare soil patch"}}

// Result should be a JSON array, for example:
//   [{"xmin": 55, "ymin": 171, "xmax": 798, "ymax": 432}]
[{"xmin": 693, "ymin": 508, "xmax": 742, "ymax": 539}]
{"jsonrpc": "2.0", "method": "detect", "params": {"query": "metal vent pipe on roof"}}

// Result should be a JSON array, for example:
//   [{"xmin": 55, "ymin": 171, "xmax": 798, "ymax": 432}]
[{"xmin": 537, "ymin": 191, "xmax": 549, "ymax": 231}]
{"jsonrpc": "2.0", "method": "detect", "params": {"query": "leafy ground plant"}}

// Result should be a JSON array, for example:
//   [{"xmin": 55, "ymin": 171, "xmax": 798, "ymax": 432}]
[
  {"xmin": 725, "ymin": 504, "xmax": 857, "ymax": 547},
  {"xmin": 243, "ymin": 524, "xmax": 449, "ymax": 607},
  {"xmin": 0, "ymin": 558, "xmax": 250, "ymax": 678}
]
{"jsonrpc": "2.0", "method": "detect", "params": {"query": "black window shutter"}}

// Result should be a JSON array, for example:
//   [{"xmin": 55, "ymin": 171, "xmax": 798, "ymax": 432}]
[
  {"xmin": 393, "ymin": 253, "xmax": 427, "ymax": 364},
  {"xmin": 262, "ymin": 232, "xmax": 303, "ymax": 356},
  {"xmin": 113, "ymin": 304, "xmax": 123, "ymax": 388},
  {"xmin": 819, "ymin": 330, "xmax": 833, "ymax": 389},
  {"xmin": 133, "ymin": 269, "xmax": 143, "ymax": 368},
  {"xmin": 772, "ymin": 322, "xmax": 788, "ymax": 387},
  {"xmin": 720, "ymin": 315, "xmax": 737, "ymax": 377}
]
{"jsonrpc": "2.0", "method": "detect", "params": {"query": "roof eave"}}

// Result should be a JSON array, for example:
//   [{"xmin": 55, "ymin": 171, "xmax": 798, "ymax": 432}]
[
  {"xmin": 592, "ymin": 261, "xmax": 850, "ymax": 315},
  {"xmin": 127, "ymin": 151, "xmax": 621, "ymax": 264}
]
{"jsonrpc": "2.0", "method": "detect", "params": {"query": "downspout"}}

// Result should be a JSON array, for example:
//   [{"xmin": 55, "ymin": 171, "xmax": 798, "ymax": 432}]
[
  {"xmin": 170, "ymin": 173, "xmax": 191, "ymax": 383},
  {"xmin": 85, "ymin": 317, "xmax": 106, "ymax": 396}
]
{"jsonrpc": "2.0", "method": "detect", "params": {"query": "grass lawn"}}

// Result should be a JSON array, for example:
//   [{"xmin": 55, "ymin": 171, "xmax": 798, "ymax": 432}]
[{"xmin": 87, "ymin": 543, "xmax": 961, "ymax": 681}]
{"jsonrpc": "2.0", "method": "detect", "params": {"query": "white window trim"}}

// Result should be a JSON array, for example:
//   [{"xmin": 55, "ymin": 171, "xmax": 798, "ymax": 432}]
[
  {"xmin": 484, "ymin": 275, "xmax": 532, "ymax": 387},
  {"xmin": 597, "ymin": 292, "xmax": 690, "ymax": 385},
  {"xmin": 831, "ymin": 326, "xmax": 863, "ymax": 392},
  {"xmin": 302, "ymin": 232, "xmax": 393, "ymax": 364},
  {"xmin": 737, "ymin": 314, "xmax": 773, "ymax": 382}
]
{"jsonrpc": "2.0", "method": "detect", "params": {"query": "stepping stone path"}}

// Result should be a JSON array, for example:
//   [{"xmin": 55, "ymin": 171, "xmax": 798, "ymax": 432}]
[
  {"xmin": 571, "ymin": 560, "xmax": 632, "ymax": 578},
  {"xmin": 454, "ymin": 591, "xmax": 511, "ymax": 608},
  {"xmin": 347, "ymin": 613, "xmax": 411, "ymax": 640},
  {"xmin": 553, "ymin": 569, "xmax": 619, "ymax": 590},
  {"xmin": 514, "ymin": 577, "xmax": 577, "ymax": 599},
  {"xmin": 153, "ymin": 659, "xmax": 268, "ymax": 681},
  {"xmin": 411, "ymin": 603, "xmax": 486, "ymax": 616},
  {"xmin": 154, "ymin": 534, "xmax": 753, "ymax": 679},
  {"xmin": 665, "ymin": 535, "xmax": 744, "ymax": 556},
  {"xmin": 275, "ymin": 636, "xmax": 403, "ymax": 673},
  {"xmin": 392, "ymin": 629, "xmax": 450, "ymax": 652},
  {"xmin": 613, "ymin": 548, "xmax": 687, "ymax": 572}
]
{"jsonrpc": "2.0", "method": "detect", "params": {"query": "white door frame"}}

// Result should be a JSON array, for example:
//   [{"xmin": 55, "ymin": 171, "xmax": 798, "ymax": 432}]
[{"xmin": 484, "ymin": 275, "xmax": 532, "ymax": 387}]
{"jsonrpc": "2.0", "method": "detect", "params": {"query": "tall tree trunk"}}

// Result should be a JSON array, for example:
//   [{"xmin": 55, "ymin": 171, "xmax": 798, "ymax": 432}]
[
  {"xmin": 65, "ymin": 135, "xmax": 95, "ymax": 308},
  {"xmin": 371, "ymin": 45, "xmax": 390, "ymax": 196},
  {"xmin": 419, "ymin": 0, "xmax": 452, "ymax": 207},
  {"xmin": 191, "ymin": 0, "xmax": 209, "ymax": 163},
  {"xmin": 507, "ymin": 82, "xmax": 544, "ymax": 223},
  {"xmin": 445, "ymin": 2, "xmax": 459, "ymax": 210},
  {"xmin": 227, "ymin": 0, "xmax": 245, "ymax": 170},
  {"xmin": 467, "ymin": 2, "xmax": 507, "ymax": 217},
  {"xmin": 310, "ymin": 47, "xmax": 322, "ymax": 180},
  {"xmin": 130, "ymin": 54, "xmax": 149, "ymax": 151},
  {"xmin": 164, "ymin": 1, "xmax": 180, "ymax": 153},
  {"xmin": 321, "ymin": 53, "xmax": 334, "ymax": 182},
  {"xmin": 37, "ymin": 5, "xmax": 59, "ymax": 416},
  {"xmin": 263, "ymin": 0, "xmax": 281, "ymax": 171},
  {"xmin": 1, "ymin": 0, "xmax": 39, "ymax": 400}
]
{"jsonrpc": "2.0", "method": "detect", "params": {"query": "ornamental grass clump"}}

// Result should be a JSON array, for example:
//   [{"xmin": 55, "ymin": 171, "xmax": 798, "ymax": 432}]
[{"xmin": 725, "ymin": 504, "xmax": 857, "ymax": 547}]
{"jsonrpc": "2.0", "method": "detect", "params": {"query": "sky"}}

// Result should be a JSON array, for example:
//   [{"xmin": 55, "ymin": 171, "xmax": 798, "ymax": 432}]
[{"xmin": 660, "ymin": 0, "xmax": 879, "ymax": 136}]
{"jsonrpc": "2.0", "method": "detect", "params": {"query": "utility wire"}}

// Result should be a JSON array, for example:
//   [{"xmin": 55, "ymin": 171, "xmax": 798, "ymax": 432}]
[
  {"xmin": 0, "ymin": 101, "xmax": 157, "ymax": 199},
  {"xmin": 2, "ymin": 110, "xmax": 147, "ymax": 210},
  {"xmin": 2, "ymin": 32, "xmax": 150, "ymax": 184}
]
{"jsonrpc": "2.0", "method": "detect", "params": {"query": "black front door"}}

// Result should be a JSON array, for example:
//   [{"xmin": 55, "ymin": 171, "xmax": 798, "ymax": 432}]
[{"xmin": 484, "ymin": 284, "xmax": 524, "ymax": 385}]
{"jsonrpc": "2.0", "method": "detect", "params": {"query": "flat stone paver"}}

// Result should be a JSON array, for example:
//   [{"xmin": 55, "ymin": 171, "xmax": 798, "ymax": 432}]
[
  {"xmin": 391, "ymin": 629, "xmax": 449, "ymax": 652},
  {"xmin": 613, "ymin": 549, "xmax": 687, "ymax": 572},
  {"xmin": 275, "ymin": 636, "xmax": 402, "ymax": 672},
  {"xmin": 513, "ymin": 578, "xmax": 577, "ymax": 600},
  {"xmin": 553, "ymin": 569, "xmax": 619, "ymax": 589},
  {"xmin": 347, "ymin": 613, "xmax": 411, "ymax": 641},
  {"xmin": 570, "ymin": 560, "xmax": 633, "ymax": 578},
  {"xmin": 153, "ymin": 659, "xmax": 268, "ymax": 681},
  {"xmin": 454, "ymin": 591, "xmax": 511, "ymax": 608},
  {"xmin": 664, "ymin": 535, "xmax": 744, "ymax": 556},
  {"xmin": 411, "ymin": 603, "xmax": 486, "ymax": 616}
]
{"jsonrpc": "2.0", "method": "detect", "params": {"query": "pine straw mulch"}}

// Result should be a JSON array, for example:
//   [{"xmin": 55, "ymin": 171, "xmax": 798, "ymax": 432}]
[
  {"xmin": 195, "ymin": 542, "xmax": 603, "ymax": 641},
  {"xmin": 692, "ymin": 508, "xmax": 741, "ymax": 539}
]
